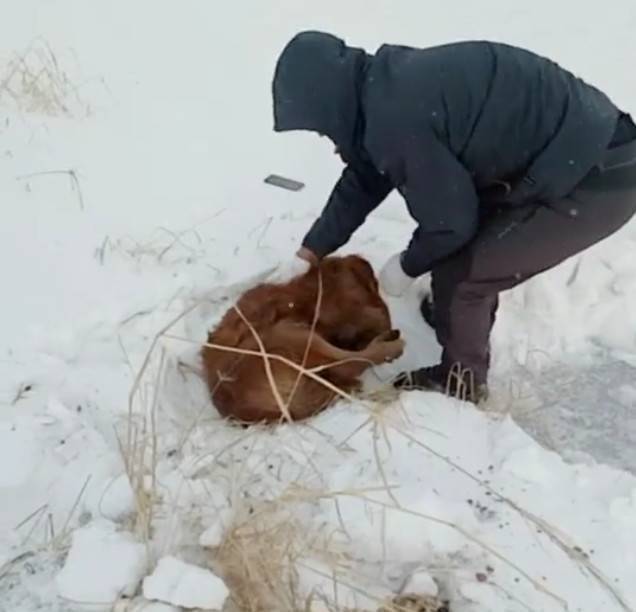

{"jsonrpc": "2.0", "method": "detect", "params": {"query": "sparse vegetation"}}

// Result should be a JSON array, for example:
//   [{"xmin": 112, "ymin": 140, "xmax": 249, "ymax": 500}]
[{"xmin": 0, "ymin": 38, "xmax": 90, "ymax": 117}]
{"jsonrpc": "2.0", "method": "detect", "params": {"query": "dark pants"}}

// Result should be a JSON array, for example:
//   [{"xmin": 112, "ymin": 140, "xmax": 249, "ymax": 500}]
[{"xmin": 431, "ymin": 141, "xmax": 636, "ymax": 384}]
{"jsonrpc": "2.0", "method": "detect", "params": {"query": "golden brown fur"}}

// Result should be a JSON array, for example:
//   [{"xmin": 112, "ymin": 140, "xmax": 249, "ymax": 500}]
[{"xmin": 201, "ymin": 255, "xmax": 404, "ymax": 423}]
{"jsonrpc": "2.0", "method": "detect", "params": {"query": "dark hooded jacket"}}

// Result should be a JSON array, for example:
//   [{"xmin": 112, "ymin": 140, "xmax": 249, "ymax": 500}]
[{"xmin": 273, "ymin": 32, "xmax": 628, "ymax": 276}]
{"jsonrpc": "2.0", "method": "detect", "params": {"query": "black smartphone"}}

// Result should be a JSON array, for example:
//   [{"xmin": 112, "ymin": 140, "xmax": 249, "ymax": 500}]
[{"xmin": 264, "ymin": 174, "xmax": 305, "ymax": 191}]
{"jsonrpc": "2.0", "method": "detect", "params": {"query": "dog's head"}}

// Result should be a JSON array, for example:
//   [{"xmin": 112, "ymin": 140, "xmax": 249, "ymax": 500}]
[
  {"xmin": 345, "ymin": 254, "xmax": 379, "ymax": 288},
  {"xmin": 311, "ymin": 254, "xmax": 391, "ymax": 350}
]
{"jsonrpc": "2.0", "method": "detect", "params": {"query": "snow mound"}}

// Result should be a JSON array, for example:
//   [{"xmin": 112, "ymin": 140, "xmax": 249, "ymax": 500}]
[
  {"xmin": 143, "ymin": 556, "xmax": 229, "ymax": 610},
  {"xmin": 403, "ymin": 570, "xmax": 439, "ymax": 597},
  {"xmin": 55, "ymin": 520, "xmax": 146, "ymax": 605}
]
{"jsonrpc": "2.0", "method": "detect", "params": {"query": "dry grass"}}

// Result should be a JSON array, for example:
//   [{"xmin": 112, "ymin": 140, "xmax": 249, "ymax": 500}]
[
  {"xmin": 212, "ymin": 491, "xmax": 450, "ymax": 612},
  {"xmin": 16, "ymin": 169, "xmax": 85, "ymax": 211},
  {"xmin": 117, "ymin": 302, "xmax": 203, "ymax": 545},
  {"xmin": 96, "ymin": 227, "xmax": 210, "ymax": 268},
  {"xmin": 214, "ymin": 510, "xmax": 453, "ymax": 612},
  {"xmin": 213, "ymin": 504, "xmax": 308, "ymax": 611},
  {"xmin": 0, "ymin": 38, "xmax": 90, "ymax": 117}
]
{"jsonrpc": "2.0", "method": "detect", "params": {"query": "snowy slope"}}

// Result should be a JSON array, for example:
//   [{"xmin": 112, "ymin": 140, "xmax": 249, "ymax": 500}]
[{"xmin": 1, "ymin": 1, "xmax": 635, "ymax": 611}]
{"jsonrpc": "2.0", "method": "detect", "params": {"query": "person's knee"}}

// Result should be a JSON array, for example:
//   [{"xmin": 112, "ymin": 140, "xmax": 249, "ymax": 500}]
[
  {"xmin": 453, "ymin": 279, "xmax": 498, "ymax": 302},
  {"xmin": 432, "ymin": 253, "xmax": 472, "ymax": 295}
]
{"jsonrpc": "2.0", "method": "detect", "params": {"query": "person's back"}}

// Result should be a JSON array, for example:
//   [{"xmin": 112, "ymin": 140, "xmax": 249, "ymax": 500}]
[{"xmin": 364, "ymin": 40, "xmax": 619, "ymax": 202}]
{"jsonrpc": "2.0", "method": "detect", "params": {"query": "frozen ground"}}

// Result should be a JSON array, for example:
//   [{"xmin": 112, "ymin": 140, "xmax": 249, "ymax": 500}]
[
  {"xmin": 1, "ymin": 1, "xmax": 636, "ymax": 611},
  {"xmin": 510, "ymin": 360, "xmax": 636, "ymax": 473}
]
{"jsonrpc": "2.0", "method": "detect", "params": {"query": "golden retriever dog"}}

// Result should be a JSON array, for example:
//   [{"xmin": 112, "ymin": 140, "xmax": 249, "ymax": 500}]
[{"xmin": 201, "ymin": 254, "xmax": 404, "ymax": 423}]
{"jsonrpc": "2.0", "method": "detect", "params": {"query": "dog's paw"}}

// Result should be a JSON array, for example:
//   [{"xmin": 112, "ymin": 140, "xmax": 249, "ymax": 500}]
[
  {"xmin": 369, "ymin": 337, "xmax": 405, "ymax": 363},
  {"xmin": 383, "ymin": 337, "xmax": 406, "ymax": 362},
  {"xmin": 366, "ymin": 330, "xmax": 405, "ymax": 364}
]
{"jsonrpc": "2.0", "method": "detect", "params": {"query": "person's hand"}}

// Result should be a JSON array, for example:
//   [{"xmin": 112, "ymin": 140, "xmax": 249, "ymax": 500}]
[
  {"xmin": 267, "ymin": 247, "xmax": 319, "ymax": 284},
  {"xmin": 379, "ymin": 252, "xmax": 415, "ymax": 297}
]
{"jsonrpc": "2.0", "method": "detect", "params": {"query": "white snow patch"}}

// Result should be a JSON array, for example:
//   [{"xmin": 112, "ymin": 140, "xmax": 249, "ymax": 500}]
[
  {"xmin": 84, "ymin": 473, "xmax": 136, "ymax": 522},
  {"xmin": 143, "ymin": 556, "xmax": 229, "ymax": 610},
  {"xmin": 198, "ymin": 514, "xmax": 230, "ymax": 549},
  {"xmin": 55, "ymin": 520, "xmax": 146, "ymax": 605},
  {"xmin": 459, "ymin": 580, "xmax": 500, "ymax": 607},
  {"xmin": 0, "ymin": 423, "xmax": 38, "ymax": 487},
  {"xmin": 403, "ymin": 569, "xmax": 439, "ymax": 597}
]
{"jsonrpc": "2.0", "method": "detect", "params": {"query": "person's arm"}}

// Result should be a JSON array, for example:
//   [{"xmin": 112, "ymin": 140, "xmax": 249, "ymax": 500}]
[
  {"xmin": 396, "ymin": 137, "xmax": 479, "ymax": 277},
  {"xmin": 301, "ymin": 160, "xmax": 393, "ymax": 259},
  {"xmin": 378, "ymin": 137, "xmax": 480, "ymax": 296}
]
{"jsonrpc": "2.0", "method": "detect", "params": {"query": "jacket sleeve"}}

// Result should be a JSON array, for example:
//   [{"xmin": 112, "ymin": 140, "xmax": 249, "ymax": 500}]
[
  {"xmin": 395, "ymin": 137, "xmax": 480, "ymax": 277},
  {"xmin": 301, "ymin": 160, "xmax": 393, "ymax": 258}
]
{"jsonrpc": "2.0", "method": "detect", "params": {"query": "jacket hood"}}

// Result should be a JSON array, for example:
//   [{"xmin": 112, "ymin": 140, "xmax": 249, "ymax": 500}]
[{"xmin": 272, "ymin": 31, "xmax": 367, "ymax": 161}]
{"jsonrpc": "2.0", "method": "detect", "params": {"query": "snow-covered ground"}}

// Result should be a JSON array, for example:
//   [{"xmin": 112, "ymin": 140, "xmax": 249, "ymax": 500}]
[{"xmin": 1, "ymin": 1, "xmax": 635, "ymax": 611}]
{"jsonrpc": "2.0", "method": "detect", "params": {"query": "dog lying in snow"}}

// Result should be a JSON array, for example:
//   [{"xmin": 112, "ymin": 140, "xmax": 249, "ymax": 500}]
[{"xmin": 201, "ymin": 254, "xmax": 405, "ymax": 423}]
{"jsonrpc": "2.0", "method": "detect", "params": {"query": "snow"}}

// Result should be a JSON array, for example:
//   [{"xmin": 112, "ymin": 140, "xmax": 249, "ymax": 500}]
[
  {"xmin": 112, "ymin": 599, "xmax": 178, "ymax": 612},
  {"xmin": 0, "ymin": 421, "xmax": 39, "ymax": 487},
  {"xmin": 198, "ymin": 511, "xmax": 231, "ymax": 549},
  {"xmin": 0, "ymin": 1, "xmax": 635, "ymax": 611},
  {"xmin": 82, "ymin": 474, "xmax": 136, "ymax": 523},
  {"xmin": 142, "ymin": 556, "xmax": 229, "ymax": 610},
  {"xmin": 54, "ymin": 520, "xmax": 146, "ymax": 605},
  {"xmin": 402, "ymin": 570, "xmax": 439, "ymax": 598}
]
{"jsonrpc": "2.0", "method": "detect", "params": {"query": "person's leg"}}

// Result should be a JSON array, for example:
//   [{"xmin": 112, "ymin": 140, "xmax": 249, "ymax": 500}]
[
  {"xmin": 396, "ymin": 167, "xmax": 636, "ymax": 401},
  {"xmin": 431, "ymin": 205, "xmax": 533, "ymax": 384}
]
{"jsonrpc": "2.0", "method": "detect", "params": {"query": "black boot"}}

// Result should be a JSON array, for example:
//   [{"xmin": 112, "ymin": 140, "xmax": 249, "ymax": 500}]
[
  {"xmin": 419, "ymin": 293, "xmax": 436, "ymax": 330},
  {"xmin": 393, "ymin": 363, "xmax": 488, "ymax": 405}
]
